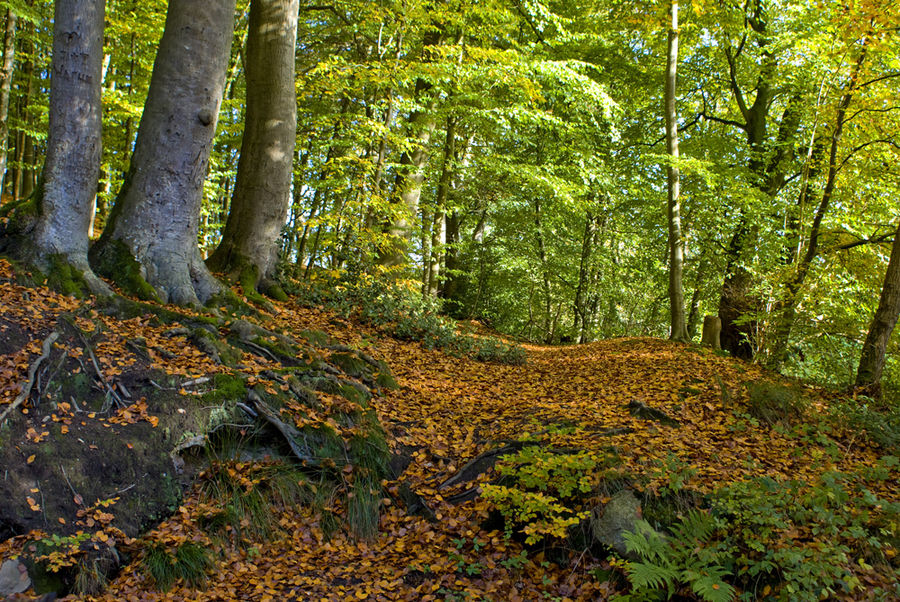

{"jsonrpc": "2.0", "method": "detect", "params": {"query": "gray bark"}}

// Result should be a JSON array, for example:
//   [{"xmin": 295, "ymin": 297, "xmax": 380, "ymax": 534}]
[
  {"xmin": 0, "ymin": 8, "xmax": 16, "ymax": 196},
  {"xmin": 377, "ymin": 31, "xmax": 441, "ymax": 268},
  {"xmin": 207, "ymin": 0, "xmax": 299, "ymax": 290},
  {"xmin": 30, "ymin": 0, "xmax": 108, "ymax": 294},
  {"xmin": 665, "ymin": 0, "xmax": 688, "ymax": 343},
  {"xmin": 856, "ymin": 225, "xmax": 900, "ymax": 395},
  {"xmin": 92, "ymin": 0, "xmax": 235, "ymax": 305}
]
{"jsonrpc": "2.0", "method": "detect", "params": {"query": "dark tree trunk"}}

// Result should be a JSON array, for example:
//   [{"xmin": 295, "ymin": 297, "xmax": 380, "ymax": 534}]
[
  {"xmin": 207, "ymin": 0, "xmax": 299, "ymax": 295},
  {"xmin": 424, "ymin": 115, "xmax": 457, "ymax": 297},
  {"xmin": 91, "ymin": 0, "xmax": 235, "ymax": 305},
  {"xmin": 0, "ymin": 8, "xmax": 16, "ymax": 196},
  {"xmin": 856, "ymin": 225, "xmax": 900, "ymax": 397}
]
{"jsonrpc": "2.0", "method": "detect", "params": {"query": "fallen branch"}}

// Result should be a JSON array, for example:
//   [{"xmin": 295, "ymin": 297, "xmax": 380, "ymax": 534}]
[
  {"xmin": 439, "ymin": 440, "xmax": 538, "ymax": 491},
  {"xmin": 0, "ymin": 331, "xmax": 59, "ymax": 425}
]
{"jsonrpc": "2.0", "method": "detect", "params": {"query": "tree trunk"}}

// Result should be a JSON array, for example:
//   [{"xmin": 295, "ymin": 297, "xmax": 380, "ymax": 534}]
[
  {"xmin": 856, "ymin": 225, "xmax": 900, "ymax": 397},
  {"xmin": 19, "ymin": 0, "xmax": 107, "ymax": 295},
  {"xmin": 91, "ymin": 0, "xmax": 235, "ymax": 305},
  {"xmin": 665, "ymin": 0, "xmax": 688, "ymax": 343},
  {"xmin": 376, "ymin": 31, "xmax": 441, "ymax": 268},
  {"xmin": 701, "ymin": 315, "xmax": 721, "ymax": 350},
  {"xmin": 424, "ymin": 115, "xmax": 457, "ymax": 297},
  {"xmin": 11, "ymin": 8, "xmax": 33, "ymax": 201},
  {"xmin": 0, "ymin": 8, "xmax": 16, "ymax": 197},
  {"xmin": 769, "ymin": 46, "xmax": 867, "ymax": 368},
  {"xmin": 207, "ymin": 0, "xmax": 298, "ymax": 295}
]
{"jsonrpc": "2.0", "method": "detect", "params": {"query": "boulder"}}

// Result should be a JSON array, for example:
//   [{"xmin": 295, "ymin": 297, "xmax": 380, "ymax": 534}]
[
  {"xmin": 0, "ymin": 559, "xmax": 30, "ymax": 596},
  {"xmin": 590, "ymin": 489, "xmax": 643, "ymax": 557}
]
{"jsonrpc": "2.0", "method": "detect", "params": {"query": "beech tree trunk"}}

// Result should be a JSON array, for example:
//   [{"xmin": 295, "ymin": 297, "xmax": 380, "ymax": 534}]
[
  {"xmin": 701, "ymin": 315, "xmax": 721, "ymax": 350},
  {"xmin": 92, "ymin": 0, "xmax": 235, "ymax": 305},
  {"xmin": 377, "ymin": 31, "xmax": 441, "ymax": 268},
  {"xmin": 664, "ymin": 0, "xmax": 688, "ymax": 343},
  {"xmin": 0, "ymin": 8, "xmax": 16, "ymax": 196},
  {"xmin": 207, "ymin": 0, "xmax": 298, "ymax": 293},
  {"xmin": 19, "ymin": 0, "xmax": 107, "ymax": 295},
  {"xmin": 856, "ymin": 225, "xmax": 900, "ymax": 396}
]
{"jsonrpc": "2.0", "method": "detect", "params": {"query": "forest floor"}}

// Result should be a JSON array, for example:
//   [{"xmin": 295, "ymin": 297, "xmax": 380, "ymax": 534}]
[{"xmin": 0, "ymin": 260, "xmax": 898, "ymax": 601}]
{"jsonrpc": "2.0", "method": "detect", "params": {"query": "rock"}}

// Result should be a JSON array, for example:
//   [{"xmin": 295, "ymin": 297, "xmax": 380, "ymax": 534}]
[
  {"xmin": 0, "ymin": 559, "xmax": 31, "ymax": 596},
  {"xmin": 626, "ymin": 399, "xmax": 679, "ymax": 427},
  {"xmin": 591, "ymin": 489, "xmax": 643, "ymax": 557}
]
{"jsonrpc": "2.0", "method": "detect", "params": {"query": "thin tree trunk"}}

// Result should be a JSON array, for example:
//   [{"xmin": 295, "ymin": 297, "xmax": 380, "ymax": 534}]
[
  {"xmin": 376, "ymin": 31, "xmax": 441, "ymax": 268},
  {"xmin": 425, "ymin": 115, "xmax": 457, "ymax": 297},
  {"xmin": 11, "ymin": 8, "xmax": 33, "ymax": 200},
  {"xmin": 0, "ymin": 8, "xmax": 17, "ymax": 197},
  {"xmin": 91, "ymin": 0, "xmax": 235, "ymax": 305},
  {"xmin": 770, "ymin": 46, "xmax": 867, "ymax": 368},
  {"xmin": 665, "ymin": 0, "xmax": 688, "ymax": 342},
  {"xmin": 207, "ymin": 0, "xmax": 299, "ymax": 295},
  {"xmin": 856, "ymin": 224, "xmax": 900, "ymax": 397}
]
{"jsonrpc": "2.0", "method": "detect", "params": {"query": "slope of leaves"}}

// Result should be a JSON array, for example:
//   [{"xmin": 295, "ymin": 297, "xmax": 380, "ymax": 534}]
[{"xmin": 1, "ymin": 260, "xmax": 898, "ymax": 600}]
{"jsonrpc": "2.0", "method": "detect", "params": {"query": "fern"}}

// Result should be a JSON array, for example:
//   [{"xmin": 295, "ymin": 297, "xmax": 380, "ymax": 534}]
[
  {"xmin": 618, "ymin": 512, "xmax": 735, "ymax": 602},
  {"xmin": 627, "ymin": 561, "xmax": 678, "ymax": 595}
]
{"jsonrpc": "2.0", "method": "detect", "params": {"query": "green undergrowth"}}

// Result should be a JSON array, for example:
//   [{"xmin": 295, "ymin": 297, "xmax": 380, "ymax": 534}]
[
  {"xmin": 479, "ymin": 427, "xmax": 900, "ymax": 601},
  {"xmin": 198, "ymin": 460, "xmax": 311, "ymax": 542},
  {"xmin": 142, "ymin": 541, "xmax": 213, "ymax": 591},
  {"xmin": 290, "ymin": 272, "xmax": 526, "ymax": 365}
]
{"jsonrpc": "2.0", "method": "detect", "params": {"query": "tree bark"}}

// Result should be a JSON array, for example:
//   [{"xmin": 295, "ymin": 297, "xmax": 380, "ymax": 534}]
[
  {"xmin": 207, "ymin": 0, "xmax": 299, "ymax": 295},
  {"xmin": 665, "ymin": 0, "xmax": 689, "ymax": 343},
  {"xmin": 769, "ymin": 46, "xmax": 867, "ymax": 368},
  {"xmin": 21, "ymin": 0, "xmax": 107, "ymax": 295},
  {"xmin": 376, "ymin": 31, "xmax": 441, "ymax": 268},
  {"xmin": 701, "ymin": 315, "xmax": 721, "ymax": 350},
  {"xmin": 715, "ymin": 4, "xmax": 801, "ymax": 359},
  {"xmin": 91, "ymin": 0, "xmax": 235, "ymax": 305},
  {"xmin": 424, "ymin": 115, "xmax": 457, "ymax": 297},
  {"xmin": 0, "ymin": 8, "xmax": 17, "ymax": 197},
  {"xmin": 856, "ymin": 225, "xmax": 900, "ymax": 396}
]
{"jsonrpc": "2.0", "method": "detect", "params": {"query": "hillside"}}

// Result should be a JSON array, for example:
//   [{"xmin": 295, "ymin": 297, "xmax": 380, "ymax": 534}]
[{"xmin": 0, "ymin": 261, "xmax": 898, "ymax": 601}]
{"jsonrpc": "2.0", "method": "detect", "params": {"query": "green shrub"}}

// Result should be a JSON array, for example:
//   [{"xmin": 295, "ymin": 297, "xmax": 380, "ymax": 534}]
[
  {"xmin": 710, "ymin": 472, "xmax": 900, "ymax": 601},
  {"xmin": 482, "ymin": 446, "xmax": 609, "ymax": 544},
  {"xmin": 744, "ymin": 380, "xmax": 808, "ymax": 426},
  {"xmin": 293, "ymin": 273, "xmax": 527, "ymax": 365},
  {"xmin": 828, "ymin": 396, "xmax": 900, "ymax": 453}
]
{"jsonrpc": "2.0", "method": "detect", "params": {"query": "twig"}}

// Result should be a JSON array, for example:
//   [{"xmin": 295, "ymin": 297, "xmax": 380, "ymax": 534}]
[
  {"xmin": 181, "ymin": 376, "xmax": 211, "ymax": 388},
  {"xmin": 70, "ymin": 322, "xmax": 127, "ymax": 410},
  {"xmin": 59, "ymin": 464, "xmax": 84, "ymax": 507},
  {"xmin": 0, "ymin": 332, "xmax": 59, "ymax": 425},
  {"xmin": 117, "ymin": 380, "xmax": 132, "ymax": 400},
  {"xmin": 107, "ymin": 483, "xmax": 135, "ymax": 498}
]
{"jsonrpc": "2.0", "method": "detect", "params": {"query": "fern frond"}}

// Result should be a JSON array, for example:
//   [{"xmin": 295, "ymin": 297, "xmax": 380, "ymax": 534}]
[
  {"xmin": 626, "ymin": 561, "xmax": 679, "ymax": 593},
  {"xmin": 623, "ymin": 520, "xmax": 669, "ymax": 562},
  {"xmin": 671, "ymin": 509, "xmax": 716, "ymax": 546},
  {"xmin": 691, "ymin": 575, "xmax": 736, "ymax": 602}
]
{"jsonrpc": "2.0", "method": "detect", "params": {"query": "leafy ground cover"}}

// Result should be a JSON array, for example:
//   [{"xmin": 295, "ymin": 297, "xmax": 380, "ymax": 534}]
[{"xmin": 0, "ymin": 264, "xmax": 898, "ymax": 601}]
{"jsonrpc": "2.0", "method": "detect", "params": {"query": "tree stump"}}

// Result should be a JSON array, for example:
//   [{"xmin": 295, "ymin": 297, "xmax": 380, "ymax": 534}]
[{"xmin": 701, "ymin": 315, "xmax": 721, "ymax": 350}]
